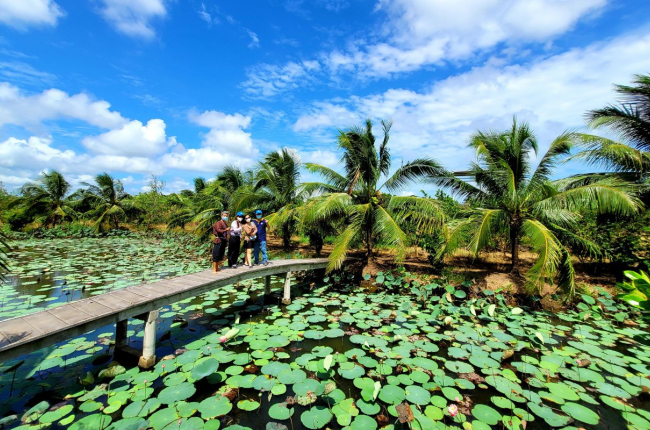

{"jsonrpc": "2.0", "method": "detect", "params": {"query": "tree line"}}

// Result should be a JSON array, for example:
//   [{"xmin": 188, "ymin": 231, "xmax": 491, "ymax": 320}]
[{"xmin": 2, "ymin": 74, "xmax": 650, "ymax": 297}]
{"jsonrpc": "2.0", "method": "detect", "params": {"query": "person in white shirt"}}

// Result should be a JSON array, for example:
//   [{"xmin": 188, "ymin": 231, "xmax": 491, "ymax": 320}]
[{"xmin": 228, "ymin": 211, "xmax": 244, "ymax": 268}]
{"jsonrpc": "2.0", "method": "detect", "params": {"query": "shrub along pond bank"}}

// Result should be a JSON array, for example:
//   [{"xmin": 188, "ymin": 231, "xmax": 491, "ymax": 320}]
[{"xmin": 0, "ymin": 238, "xmax": 649, "ymax": 430}]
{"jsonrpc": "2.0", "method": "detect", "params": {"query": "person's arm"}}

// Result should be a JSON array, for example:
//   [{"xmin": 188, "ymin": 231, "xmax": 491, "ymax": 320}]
[
  {"xmin": 251, "ymin": 224, "xmax": 258, "ymax": 236},
  {"xmin": 216, "ymin": 221, "xmax": 228, "ymax": 235}
]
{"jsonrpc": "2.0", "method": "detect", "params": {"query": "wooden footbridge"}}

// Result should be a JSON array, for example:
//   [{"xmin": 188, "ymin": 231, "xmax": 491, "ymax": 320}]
[{"xmin": 0, "ymin": 258, "xmax": 329, "ymax": 366}]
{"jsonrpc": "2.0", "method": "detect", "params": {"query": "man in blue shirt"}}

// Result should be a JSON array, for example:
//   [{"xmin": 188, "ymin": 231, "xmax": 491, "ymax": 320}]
[{"xmin": 252, "ymin": 209, "xmax": 269, "ymax": 265}]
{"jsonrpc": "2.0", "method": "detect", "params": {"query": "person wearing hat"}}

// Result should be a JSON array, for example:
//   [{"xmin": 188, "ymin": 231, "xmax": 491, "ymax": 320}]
[
  {"xmin": 228, "ymin": 211, "xmax": 244, "ymax": 268},
  {"xmin": 212, "ymin": 210, "xmax": 230, "ymax": 273},
  {"xmin": 252, "ymin": 209, "xmax": 269, "ymax": 266}
]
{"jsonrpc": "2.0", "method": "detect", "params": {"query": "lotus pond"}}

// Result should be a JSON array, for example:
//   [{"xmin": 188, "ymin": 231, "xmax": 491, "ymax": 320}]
[{"xmin": 1, "ymin": 238, "xmax": 650, "ymax": 430}]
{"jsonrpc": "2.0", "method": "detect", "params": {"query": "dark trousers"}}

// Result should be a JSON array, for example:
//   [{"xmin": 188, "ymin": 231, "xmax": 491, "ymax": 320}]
[
  {"xmin": 228, "ymin": 236, "xmax": 241, "ymax": 266},
  {"xmin": 212, "ymin": 241, "xmax": 226, "ymax": 262}
]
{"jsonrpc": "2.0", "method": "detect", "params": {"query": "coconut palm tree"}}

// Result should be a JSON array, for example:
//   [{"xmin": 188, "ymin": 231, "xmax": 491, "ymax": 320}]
[
  {"xmin": 79, "ymin": 173, "xmax": 138, "ymax": 232},
  {"xmin": 15, "ymin": 170, "xmax": 76, "ymax": 227},
  {"xmin": 234, "ymin": 149, "xmax": 310, "ymax": 249},
  {"xmin": 569, "ymin": 74, "xmax": 650, "ymax": 182},
  {"xmin": 426, "ymin": 118, "xmax": 642, "ymax": 296},
  {"xmin": 303, "ymin": 119, "xmax": 446, "ymax": 271}
]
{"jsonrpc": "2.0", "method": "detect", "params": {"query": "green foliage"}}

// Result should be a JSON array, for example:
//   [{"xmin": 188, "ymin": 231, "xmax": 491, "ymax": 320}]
[
  {"xmin": 616, "ymin": 270, "xmax": 650, "ymax": 316},
  {"xmin": 304, "ymin": 119, "xmax": 445, "ymax": 271},
  {"xmin": 427, "ymin": 118, "xmax": 642, "ymax": 297}
]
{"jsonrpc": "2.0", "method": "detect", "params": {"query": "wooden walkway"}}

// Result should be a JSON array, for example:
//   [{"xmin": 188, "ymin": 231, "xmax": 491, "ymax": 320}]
[{"xmin": 0, "ymin": 258, "xmax": 329, "ymax": 365}]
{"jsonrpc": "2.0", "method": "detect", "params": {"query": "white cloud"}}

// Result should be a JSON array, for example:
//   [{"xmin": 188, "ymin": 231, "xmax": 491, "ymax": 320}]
[
  {"xmin": 334, "ymin": 0, "xmax": 609, "ymax": 78},
  {"xmin": 0, "ymin": 83, "xmax": 127, "ymax": 130},
  {"xmin": 241, "ymin": 61, "xmax": 321, "ymax": 98},
  {"xmin": 155, "ymin": 110, "xmax": 260, "ymax": 172},
  {"xmin": 82, "ymin": 118, "xmax": 175, "ymax": 157},
  {"xmin": 0, "ymin": 61, "xmax": 56, "ymax": 86},
  {"xmin": 294, "ymin": 32, "xmax": 650, "ymax": 172},
  {"xmin": 0, "ymin": 0, "xmax": 63, "ymax": 29},
  {"xmin": 189, "ymin": 110, "xmax": 254, "ymax": 152},
  {"xmin": 0, "ymin": 136, "xmax": 162, "ymax": 177},
  {"xmin": 98, "ymin": 0, "xmax": 167, "ymax": 39},
  {"xmin": 161, "ymin": 147, "xmax": 246, "ymax": 172},
  {"xmin": 247, "ymin": 29, "xmax": 260, "ymax": 48},
  {"xmin": 301, "ymin": 149, "xmax": 339, "ymax": 168},
  {"xmin": 243, "ymin": 0, "xmax": 609, "ymax": 95}
]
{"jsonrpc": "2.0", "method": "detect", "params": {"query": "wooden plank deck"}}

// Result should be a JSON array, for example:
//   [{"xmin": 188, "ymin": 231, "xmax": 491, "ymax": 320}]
[{"xmin": 0, "ymin": 258, "xmax": 329, "ymax": 363}]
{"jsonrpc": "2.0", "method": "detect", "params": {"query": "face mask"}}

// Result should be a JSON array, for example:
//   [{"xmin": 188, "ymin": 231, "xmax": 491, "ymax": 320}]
[
  {"xmin": 237, "ymin": 217, "xmax": 243, "ymax": 221},
  {"xmin": 222, "ymin": 216, "xmax": 228, "ymax": 221},
  {"xmin": 256, "ymin": 214, "xmax": 262, "ymax": 219},
  {"xmin": 245, "ymin": 218, "xmax": 251, "ymax": 223}
]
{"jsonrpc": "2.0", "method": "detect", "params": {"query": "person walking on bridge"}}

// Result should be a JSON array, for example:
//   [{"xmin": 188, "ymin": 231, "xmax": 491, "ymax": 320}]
[
  {"xmin": 228, "ymin": 212, "xmax": 244, "ymax": 268},
  {"xmin": 212, "ymin": 211, "xmax": 230, "ymax": 273},
  {"xmin": 253, "ymin": 209, "xmax": 269, "ymax": 266}
]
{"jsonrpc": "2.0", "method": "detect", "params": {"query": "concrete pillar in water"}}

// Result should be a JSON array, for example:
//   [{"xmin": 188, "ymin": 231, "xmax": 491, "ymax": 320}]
[
  {"xmin": 138, "ymin": 309, "xmax": 159, "ymax": 369},
  {"xmin": 264, "ymin": 275, "xmax": 271, "ymax": 295},
  {"xmin": 282, "ymin": 271, "xmax": 292, "ymax": 305},
  {"xmin": 115, "ymin": 319, "xmax": 128, "ymax": 349}
]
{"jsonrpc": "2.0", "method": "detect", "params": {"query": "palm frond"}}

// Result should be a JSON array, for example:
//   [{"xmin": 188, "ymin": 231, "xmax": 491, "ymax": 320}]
[
  {"xmin": 304, "ymin": 163, "xmax": 348, "ymax": 191},
  {"xmin": 535, "ymin": 179, "xmax": 642, "ymax": 216},
  {"xmin": 387, "ymin": 195, "xmax": 445, "ymax": 235},
  {"xmin": 382, "ymin": 158, "xmax": 446, "ymax": 192},
  {"xmin": 567, "ymin": 133, "xmax": 650, "ymax": 174},
  {"xmin": 326, "ymin": 222, "xmax": 361, "ymax": 272},
  {"xmin": 522, "ymin": 219, "xmax": 575, "ymax": 297},
  {"xmin": 466, "ymin": 209, "xmax": 508, "ymax": 257},
  {"xmin": 373, "ymin": 205, "xmax": 409, "ymax": 262}
]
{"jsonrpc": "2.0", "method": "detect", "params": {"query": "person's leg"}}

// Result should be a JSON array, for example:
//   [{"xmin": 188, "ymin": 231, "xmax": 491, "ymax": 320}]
[
  {"xmin": 261, "ymin": 240, "xmax": 268, "ymax": 264},
  {"xmin": 247, "ymin": 248, "xmax": 253, "ymax": 267},
  {"xmin": 212, "ymin": 243, "xmax": 220, "ymax": 272},
  {"xmin": 228, "ymin": 237, "xmax": 238, "ymax": 267},
  {"xmin": 253, "ymin": 240, "xmax": 260, "ymax": 265},
  {"xmin": 217, "ymin": 241, "xmax": 226, "ymax": 269}
]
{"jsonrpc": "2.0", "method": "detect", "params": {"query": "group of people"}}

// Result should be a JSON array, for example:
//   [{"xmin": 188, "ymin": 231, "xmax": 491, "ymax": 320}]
[{"xmin": 211, "ymin": 209, "xmax": 269, "ymax": 272}]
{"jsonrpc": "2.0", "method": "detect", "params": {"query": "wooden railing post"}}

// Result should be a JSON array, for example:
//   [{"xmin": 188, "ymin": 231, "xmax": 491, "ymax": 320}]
[
  {"xmin": 138, "ymin": 310, "xmax": 159, "ymax": 369},
  {"xmin": 115, "ymin": 320, "xmax": 128, "ymax": 349},
  {"xmin": 282, "ymin": 272, "xmax": 292, "ymax": 305},
  {"xmin": 264, "ymin": 275, "xmax": 271, "ymax": 295}
]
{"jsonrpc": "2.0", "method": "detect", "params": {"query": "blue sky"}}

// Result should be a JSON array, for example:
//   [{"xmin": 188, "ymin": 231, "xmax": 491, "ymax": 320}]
[{"xmin": 1, "ymin": 0, "xmax": 650, "ymax": 194}]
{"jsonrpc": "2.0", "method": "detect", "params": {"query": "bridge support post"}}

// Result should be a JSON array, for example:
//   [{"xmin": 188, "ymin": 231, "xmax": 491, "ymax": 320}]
[
  {"xmin": 282, "ymin": 271, "xmax": 292, "ymax": 305},
  {"xmin": 115, "ymin": 319, "xmax": 128, "ymax": 349},
  {"xmin": 138, "ymin": 309, "xmax": 159, "ymax": 369},
  {"xmin": 264, "ymin": 275, "xmax": 271, "ymax": 295}
]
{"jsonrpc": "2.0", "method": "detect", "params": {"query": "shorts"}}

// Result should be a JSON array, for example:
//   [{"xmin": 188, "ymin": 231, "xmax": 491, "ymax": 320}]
[
  {"xmin": 212, "ymin": 241, "xmax": 226, "ymax": 261},
  {"xmin": 243, "ymin": 239, "xmax": 255, "ymax": 250}
]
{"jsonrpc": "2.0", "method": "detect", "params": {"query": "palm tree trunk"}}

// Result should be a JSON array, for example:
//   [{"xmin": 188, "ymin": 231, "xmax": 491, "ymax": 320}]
[
  {"xmin": 366, "ymin": 227, "xmax": 372, "ymax": 263},
  {"xmin": 282, "ymin": 224, "xmax": 291, "ymax": 250},
  {"xmin": 510, "ymin": 220, "xmax": 520, "ymax": 274}
]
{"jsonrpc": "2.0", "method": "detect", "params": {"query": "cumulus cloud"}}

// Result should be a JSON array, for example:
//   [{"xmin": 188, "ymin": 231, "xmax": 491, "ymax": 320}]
[
  {"xmin": 293, "ymin": 32, "xmax": 650, "ymax": 171},
  {"xmin": 98, "ymin": 0, "xmax": 167, "ymax": 39},
  {"xmin": 157, "ymin": 110, "xmax": 258, "ymax": 172},
  {"xmin": 0, "ymin": 135, "xmax": 162, "ymax": 177},
  {"xmin": 0, "ymin": 83, "xmax": 127, "ymax": 130},
  {"xmin": 0, "ymin": 0, "xmax": 63, "ymax": 29},
  {"xmin": 82, "ymin": 119, "xmax": 175, "ymax": 157}
]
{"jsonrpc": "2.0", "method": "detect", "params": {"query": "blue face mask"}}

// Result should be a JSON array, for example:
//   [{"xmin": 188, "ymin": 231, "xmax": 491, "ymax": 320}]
[
  {"xmin": 222, "ymin": 216, "xmax": 228, "ymax": 221},
  {"xmin": 256, "ymin": 214, "xmax": 262, "ymax": 219}
]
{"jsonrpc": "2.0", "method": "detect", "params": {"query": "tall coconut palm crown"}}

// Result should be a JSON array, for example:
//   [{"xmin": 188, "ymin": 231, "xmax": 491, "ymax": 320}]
[
  {"xmin": 15, "ymin": 170, "xmax": 76, "ymax": 227},
  {"xmin": 304, "ymin": 119, "xmax": 446, "ymax": 271},
  {"xmin": 426, "ymin": 118, "xmax": 642, "ymax": 296},
  {"xmin": 79, "ymin": 173, "xmax": 138, "ymax": 232}
]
